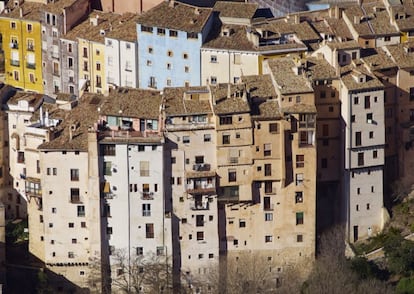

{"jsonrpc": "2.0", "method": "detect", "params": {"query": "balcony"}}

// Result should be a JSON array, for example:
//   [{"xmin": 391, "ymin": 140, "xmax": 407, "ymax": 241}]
[
  {"xmin": 10, "ymin": 60, "xmax": 20, "ymax": 67},
  {"xmin": 25, "ymin": 178, "xmax": 42, "ymax": 197},
  {"xmin": 141, "ymin": 192, "xmax": 154, "ymax": 200},
  {"xmin": 186, "ymin": 175, "xmax": 216, "ymax": 195},
  {"xmin": 264, "ymin": 204, "xmax": 274, "ymax": 211},
  {"xmin": 98, "ymin": 129, "xmax": 161, "ymax": 140},
  {"xmin": 190, "ymin": 199, "xmax": 209, "ymax": 210},
  {"xmin": 26, "ymin": 62, "xmax": 36, "ymax": 69},
  {"xmin": 193, "ymin": 163, "xmax": 211, "ymax": 172}
]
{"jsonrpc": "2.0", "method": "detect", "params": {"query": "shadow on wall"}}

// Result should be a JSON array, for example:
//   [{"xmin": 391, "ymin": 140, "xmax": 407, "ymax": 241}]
[{"xmin": 6, "ymin": 241, "xmax": 89, "ymax": 293}]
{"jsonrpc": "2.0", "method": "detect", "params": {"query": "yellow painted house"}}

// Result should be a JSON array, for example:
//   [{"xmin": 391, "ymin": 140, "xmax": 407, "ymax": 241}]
[{"xmin": 0, "ymin": 2, "xmax": 44, "ymax": 92}]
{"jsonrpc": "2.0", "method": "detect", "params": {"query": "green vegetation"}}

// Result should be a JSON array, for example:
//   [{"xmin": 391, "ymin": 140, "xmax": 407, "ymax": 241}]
[{"xmin": 6, "ymin": 219, "xmax": 28, "ymax": 243}]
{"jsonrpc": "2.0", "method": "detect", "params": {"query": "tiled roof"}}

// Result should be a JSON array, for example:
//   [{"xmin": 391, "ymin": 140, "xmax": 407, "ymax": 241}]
[
  {"xmin": 282, "ymin": 104, "xmax": 317, "ymax": 113},
  {"xmin": 326, "ymin": 40, "xmax": 359, "ymax": 50},
  {"xmin": 39, "ymin": 89, "xmax": 163, "ymax": 150},
  {"xmin": 163, "ymin": 87, "xmax": 213, "ymax": 116},
  {"xmin": 137, "ymin": 1, "xmax": 212, "ymax": 33},
  {"xmin": 65, "ymin": 10, "xmax": 134, "ymax": 43},
  {"xmin": 211, "ymin": 83, "xmax": 250, "ymax": 114},
  {"xmin": 384, "ymin": 42, "xmax": 414, "ymax": 69},
  {"xmin": 343, "ymin": 4, "xmax": 399, "ymax": 37},
  {"xmin": 99, "ymin": 88, "xmax": 162, "ymax": 119},
  {"xmin": 390, "ymin": 2, "xmax": 414, "ymax": 31},
  {"xmin": 340, "ymin": 62, "xmax": 384, "ymax": 91},
  {"xmin": 305, "ymin": 56, "xmax": 338, "ymax": 81},
  {"xmin": 266, "ymin": 57, "xmax": 314, "ymax": 95},
  {"xmin": 1, "ymin": 2, "xmax": 45, "ymax": 21},
  {"xmin": 325, "ymin": 18, "xmax": 354, "ymax": 41},
  {"xmin": 7, "ymin": 92, "xmax": 43, "ymax": 107},
  {"xmin": 38, "ymin": 93, "xmax": 102, "ymax": 150},
  {"xmin": 361, "ymin": 48, "xmax": 396, "ymax": 71},
  {"xmin": 105, "ymin": 15, "xmax": 140, "ymax": 42},
  {"xmin": 213, "ymin": 1, "xmax": 258, "ymax": 19},
  {"xmin": 242, "ymin": 74, "xmax": 277, "ymax": 100},
  {"xmin": 42, "ymin": 0, "xmax": 79, "ymax": 14},
  {"xmin": 203, "ymin": 24, "xmax": 256, "ymax": 51}
]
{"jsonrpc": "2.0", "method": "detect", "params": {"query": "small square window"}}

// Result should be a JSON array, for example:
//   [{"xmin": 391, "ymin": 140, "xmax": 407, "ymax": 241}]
[
  {"xmin": 265, "ymin": 235, "xmax": 273, "ymax": 243},
  {"xmin": 297, "ymin": 234, "xmax": 303, "ymax": 242},
  {"xmin": 204, "ymin": 134, "xmax": 211, "ymax": 142}
]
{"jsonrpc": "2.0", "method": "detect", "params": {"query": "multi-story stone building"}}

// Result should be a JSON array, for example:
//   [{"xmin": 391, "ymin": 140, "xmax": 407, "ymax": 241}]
[
  {"xmin": 163, "ymin": 86, "xmax": 219, "ymax": 287},
  {"xmin": 136, "ymin": 0, "xmax": 214, "ymax": 89},
  {"xmin": 40, "ymin": 0, "xmax": 90, "ymax": 96},
  {"xmin": 94, "ymin": 88, "xmax": 172, "ymax": 292},
  {"xmin": 104, "ymin": 15, "xmax": 139, "ymax": 91},
  {"xmin": 0, "ymin": 1, "xmax": 43, "ymax": 92}
]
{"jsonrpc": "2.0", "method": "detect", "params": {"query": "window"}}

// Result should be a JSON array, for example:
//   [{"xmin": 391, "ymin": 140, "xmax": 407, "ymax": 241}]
[
  {"xmin": 166, "ymin": 63, "xmax": 172, "ymax": 70},
  {"xmin": 220, "ymin": 116, "xmax": 232, "ymax": 125},
  {"xmin": 156, "ymin": 246, "xmax": 164, "ymax": 256},
  {"xmin": 77, "ymin": 205, "xmax": 85, "ymax": 217},
  {"xmin": 384, "ymin": 36, "xmax": 391, "ymax": 41},
  {"xmin": 141, "ymin": 25, "xmax": 153, "ymax": 33},
  {"xmin": 183, "ymin": 136, "xmax": 190, "ymax": 144},
  {"xmin": 96, "ymin": 62, "xmax": 101, "ymax": 71},
  {"xmin": 146, "ymin": 223, "xmax": 154, "ymax": 238},
  {"xmin": 136, "ymin": 247, "xmax": 143, "ymax": 255},
  {"xmin": 322, "ymin": 124, "xmax": 329, "ymax": 136},
  {"xmin": 410, "ymin": 87, "xmax": 414, "ymax": 101},
  {"xmin": 103, "ymin": 162, "xmax": 112, "ymax": 176},
  {"xmin": 183, "ymin": 53, "xmax": 188, "ymax": 59},
  {"xmin": 373, "ymin": 150, "xmax": 378, "ymax": 158},
  {"xmin": 68, "ymin": 252, "xmax": 74, "ymax": 258},
  {"xmin": 265, "ymin": 235, "xmax": 273, "ymax": 243},
  {"xmin": 239, "ymin": 219, "xmax": 246, "ymax": 228},
  {"xmin": 68, "ymin": 43, "xmax": 72, "ymax": 52},
  {"xmin": 320, "ymin": 90, "xmax": 326, "ymax": 98},
  {"xmin": 269, "ymin": 123, "xmax": 278, "ymax": 133},
  {"xmin": 264, "ymin": 197, "xmax": 272, "ymax": 210},
  {"xmin": 296, "ymin": 155, "xmax": 304, "ymax": 168},
  {"xmin": 81, "ymin": 222, "xmax": 86, "ymax": 228},
  {"xmin": 196, "ymin": 215, "xmax": 204, "ymax": 227},
  {"xmin": 83, "ymin": 47, "xmax": 88, "ymax": 58},
  {"xmin": 265, "ymin": 213, "xmax": 273, "ymax": 221},
  {"xmin": 210, "ymin": 55, "xmax": 217, "ymax": 63},
  {"xmin": 367, "ymin": 203, "xmax": 370, "ymax": 210},
  {"xmin": 70, "ymin": 169, "xmax": 79, "ymax": 181},
  {"xmin": 187, "ymin": 32, "xmax": 198, "ymax": 39},
  {"xmin": 321, "ymin": 158, "xmax": 328, "ymax": 169},
  {"xmin": 184, "ymin": 66, "xmax": 189, "ymax": 73},
  {"xmin": 296, "ymin": 212, "xmax": 304, "ymax": 225},
  {"xmin": 264, "ymin": 164, "xmax": 271, "ymax": 176},
  {"xmin": 204, "ymin": 134, "xmax": 211, "ymax": 142},
  {"xmin": 140, "ymin": 161, "xmax": 150, "ymax": 177},
  {"xmin": 11, "ymin": 22, "xmax": 16, "ymax": 29},
  {"xmin": 366, "ymin": 113, "xmax": 373, "ymax": 123},
  {"xmin": 17, "ymin": 152, "xmax": 25, "ymax": 163},
  {"xmin": 265, "ymin": 181, "xmax": 273, "ymax": 194},
  {"xmin": 169, "ymin": 30, "xmax": 178, "ymax": 37},
  {"xmin": 228, "ymin": 169, "xmax": 236, "ymax": 182},
  {"xmin": 297, "ymin": 235, "xmax": 303, "ymax": 242},
  {"xmin": 167, "ymin": 50, "xmax": 173, "ymax": 57},
  {"xmin": 354, "ymin": 97, "xmax": 359, "ymax": 104},
  {"xmin": 364, "ymin": 96, "xmax": 370, "ymax": 109},
  {"xmin": 222, "ymin": 134, "xmax": 230, "ymax": 145},
  {"xmin": 102, "ymin": 144, "xmax": 116, "ymax": 156},
  {"xmin": 72, "ymin": 238, "xmax": 77, "ymax": 244},
  {"xmin": 296, "ymin": 173, "xmax": 304, "ymax": 185},
  {"xmin": 264, "ymin": 144, "xmax": 271, "ymax": 156},
  {"xmin": 211, "ymin": 76, "xmax": 217, "ymax": 84},
  {"xmin": 157, "ymin": 28, "xmax": 165, "ymax": 35},
  {"xmin": 142, "ymin": 204, "xmax": 151, "ymax": 217},
  {"xmin": 358, "ymin": 152, "xmax": 364, "ymax": 166},
  {"xmin": 369, "ymin": 131, "xmax": 374, "ymax": 139},
  {"xmin": 197, "ymin": 231, "xmax": 204, "ymax": 240},
  {"xmin": 295, "ymin": 192, "xmax": 303, "ymax": 203},
  {"xmin": 69, "ymin": 223, "xmax": 74, "ymax": 228},
  {"xmin": 355, "ymin": 132, "xmax": 361, "ymax": 146},
  {"xmin": 70, "ymin": 188, "xmax": 80, "ymax": 203},
  {"xmin": 299, "ymin": 131, "xmax": 314, "ymax": 146}
]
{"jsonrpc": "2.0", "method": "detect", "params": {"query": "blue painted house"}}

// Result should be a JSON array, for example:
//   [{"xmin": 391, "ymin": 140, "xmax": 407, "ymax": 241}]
[{"xmin": 137, "ymin": 0, "xmax": 213, "ymax": 89}]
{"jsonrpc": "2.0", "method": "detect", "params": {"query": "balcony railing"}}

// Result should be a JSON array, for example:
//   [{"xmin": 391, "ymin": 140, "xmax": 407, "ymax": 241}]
[
  {"xmin": 141, "ymin": 192, "xmax": 154, "ymax": 200},
  {"xmin": 26, "ymin": 62, "xmax": 36, "ymax": 69},
  {"xmin": 190, "ymin": 200, "xmax": 209, "ymax": 210},
  {"xmin": 10, "ymin": 60, "xmax": 20, "ymax": 67},
  {"xmin": 98, "ymin": 130, "xmax": 160, "ymax": 139},
  {"xmin": 70, "ymin": 196, "xmax": 82, "ymax": 203},
  {"xmin": 186, "ymin": 183, "xmax": 215, "ymax": 194},
  {"xmin": 193, "ymin": 164, "xmax": 211, "ymax": 171}
]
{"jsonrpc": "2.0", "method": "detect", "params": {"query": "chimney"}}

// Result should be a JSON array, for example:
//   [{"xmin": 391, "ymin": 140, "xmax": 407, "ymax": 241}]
[{"xmin": 19, "ymin": 7, "xmax": 23, "ymax": 18}]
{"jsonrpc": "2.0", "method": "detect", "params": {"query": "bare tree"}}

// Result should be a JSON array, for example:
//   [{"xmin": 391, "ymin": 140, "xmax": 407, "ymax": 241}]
[
  {"xmin": 204, "ymin": 252, "xmax": 303, "ymax": 294},
  {"xmin": 89, "ymin": 250, "xmax": 173, "ymax": 294}
]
